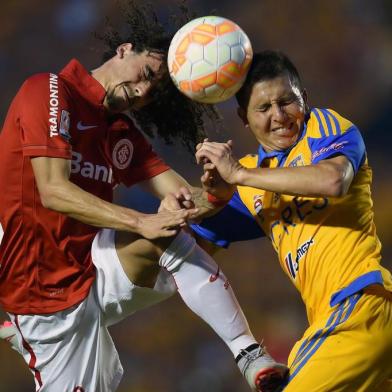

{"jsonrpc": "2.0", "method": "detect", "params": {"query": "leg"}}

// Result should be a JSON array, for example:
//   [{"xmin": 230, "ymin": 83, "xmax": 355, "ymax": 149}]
[
  {"xmin": 114, "ymin": 229, "xmax": 288, "ymax": 391},
  {"xmin": 285, "ymin": 289, "xmax": 392, "ymax": 392},
  {"xmin": 8, "ymin": 286, "xmax": 122, "ymax": 392},
  {"xmin": 113, "ymin": 228, "xmax": 258, "ymax": 355}
]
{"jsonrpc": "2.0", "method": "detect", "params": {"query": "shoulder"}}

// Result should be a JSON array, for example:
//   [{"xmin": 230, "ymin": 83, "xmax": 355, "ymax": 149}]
[
  {"xmin": 21, "ymin": 72, "xmax": 72, "ymax": 100},
  {"xmin": 306, "ymin": 108, "xmax": 356, "ymax": 139}
]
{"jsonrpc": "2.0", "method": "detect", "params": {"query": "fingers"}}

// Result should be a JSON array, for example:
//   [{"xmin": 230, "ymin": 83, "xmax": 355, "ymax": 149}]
[
  {"xmin": 175, "ymin": 186, "xmax": 192, "ymax": 202},
  {"xmin": 159, "ymin": 193, "xmax": 182, "ymax": 212},
  {"xmin": 201, "ymin": 171, "xmax": 215, "ymax": 188}
]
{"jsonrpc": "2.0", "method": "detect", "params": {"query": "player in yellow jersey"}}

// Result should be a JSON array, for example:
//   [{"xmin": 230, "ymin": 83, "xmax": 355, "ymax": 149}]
[{"xmin": 192, "ymin": 50, "xmax": 392, "ymax": 391}]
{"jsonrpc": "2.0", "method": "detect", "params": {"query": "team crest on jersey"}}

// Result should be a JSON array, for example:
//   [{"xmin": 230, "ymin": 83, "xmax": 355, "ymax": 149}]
[
  {"xmin": 284, "ymin": 238, "xmax": 314, "ymax": 279},
  {"xmin": 288, "ymin": 154, "xmax": 304, "ymax": 167},
  {"xmin": 112, "ymin": 139, "xmax": 134, "ymax": 169},
  {"xmin": 59, "ymin": 110, "xmax": 71, "ymax": 141}
]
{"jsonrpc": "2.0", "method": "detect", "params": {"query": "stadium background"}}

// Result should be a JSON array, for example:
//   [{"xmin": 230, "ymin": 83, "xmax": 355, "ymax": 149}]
[{"xmin": 0, "ymin": 0, "xmax": 391, "ymax": 391}]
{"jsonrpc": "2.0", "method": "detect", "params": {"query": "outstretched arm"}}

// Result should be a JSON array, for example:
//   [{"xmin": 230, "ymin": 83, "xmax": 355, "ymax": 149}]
[
  {"xmin": 31, "ymin": 156, "xmax": 192, "ymax": 239},
  {"xmin": 195, "ymin": 141, "xmax": 355, "ymax": 197}
]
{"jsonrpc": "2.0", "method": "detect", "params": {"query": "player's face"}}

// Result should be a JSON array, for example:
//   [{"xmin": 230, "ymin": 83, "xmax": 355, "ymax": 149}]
[
  {"xmin": 239, "ymin": 74, "xmax": 307, "ymax": 152},
  {"xmin": 104, "ymin": 45, "xmax": 164, "ymax": 113}
]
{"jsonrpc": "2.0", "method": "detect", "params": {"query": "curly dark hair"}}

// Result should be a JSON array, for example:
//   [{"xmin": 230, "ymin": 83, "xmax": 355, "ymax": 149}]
[{"xmin": 97, "ymin": 0, "xmax": 221, "ymax": 152}]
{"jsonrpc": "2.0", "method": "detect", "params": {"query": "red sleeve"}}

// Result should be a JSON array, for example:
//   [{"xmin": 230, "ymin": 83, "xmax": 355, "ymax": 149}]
[
  {"xmin": 107, "ymin": 115, "xmax": 170, "ymax": 187},
  {"xmin": 19, "ymin": 73, "xmax": 72, "ymax": 159}
]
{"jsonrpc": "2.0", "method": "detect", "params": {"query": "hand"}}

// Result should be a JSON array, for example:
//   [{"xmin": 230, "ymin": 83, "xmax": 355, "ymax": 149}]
[
  {"xmin": 158, "ymin": 188, "xmax": 196, "ymax": 212},
  {"xmin": 136, "ymin": 209, "xmax": 194, "ymax": 239},
  {"xmin": 200, "ymin": 165, "xmax": 236, "ymax": 201},
  {"xmin": 196, "ymin": 140, "xmax": 244, "ymax": 185}
]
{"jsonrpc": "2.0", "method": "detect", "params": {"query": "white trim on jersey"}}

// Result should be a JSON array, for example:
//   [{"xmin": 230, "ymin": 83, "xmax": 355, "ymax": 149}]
[{"xmin": 0, "ymin": 222, "xmax": 3, "ymax": 246}]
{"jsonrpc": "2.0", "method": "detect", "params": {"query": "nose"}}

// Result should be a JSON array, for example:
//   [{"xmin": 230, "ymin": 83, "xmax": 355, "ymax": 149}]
[
  {"xmin": 134, "ymin": 80, "xmax": 151, "ymax": 98},
  {"xmin": 271, "ymin": 103, "xmax": 286, "ymax": 122}
]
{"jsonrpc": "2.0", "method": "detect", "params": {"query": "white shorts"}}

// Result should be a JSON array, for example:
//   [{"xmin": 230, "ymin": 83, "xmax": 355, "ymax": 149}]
[{"xmin": 9, "ymin": 229, "xmax": 177, "ymax": 392}]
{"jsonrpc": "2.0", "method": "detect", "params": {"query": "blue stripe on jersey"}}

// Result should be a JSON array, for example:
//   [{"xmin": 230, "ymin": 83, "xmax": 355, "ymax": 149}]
[
  {"xmin": 330, "ymin": 270, "xmax": 383, "ymax": 307},
  {"xmin": 325, "ymin": 109, "xmax": 341, "ymax": 135},
  {"xmin": 309, "ymin": 126, "xmax": 366, "ymax": 174},
  {"xmin": 320, "ymin": 109, "xmax": 333, "ymax": 136},
  {"xmin": 312, "ymin": 109, "xmax": 326, "ymax": 137},
  {"xmin": 191, "ymin": 191, "xmax": 265, "ymax": 248},
  {"xmin": 288, "ymin": 292, "xmax": 362, "ymax": 382}
]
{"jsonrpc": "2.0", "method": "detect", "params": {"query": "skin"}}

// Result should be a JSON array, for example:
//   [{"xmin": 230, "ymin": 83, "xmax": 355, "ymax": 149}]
[
  {"xmin": 196, "ymin": 73, "xmax": 354, "ymax": 198},
  {"xmin": 92, "ymin": 43, "xmax": 165, "ymax": 113},
  {"xmin": 239, "ymin": 74, "xmax": 307, "ymax": 152}
]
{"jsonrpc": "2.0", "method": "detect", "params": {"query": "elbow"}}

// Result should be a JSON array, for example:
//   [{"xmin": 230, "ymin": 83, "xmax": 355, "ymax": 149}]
[
  {"xmin": 324, "ymin": 170, "xmax": 350, "ymax": 198},
  {"xmin": 38, "ymin": 186, "xmax": 60, "ymax": 210}
]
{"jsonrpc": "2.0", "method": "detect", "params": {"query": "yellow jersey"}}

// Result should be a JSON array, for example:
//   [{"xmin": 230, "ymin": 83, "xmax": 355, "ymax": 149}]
[{"xmin": 192, "ymin": 108, "xmax": 392, "ymax": 323}]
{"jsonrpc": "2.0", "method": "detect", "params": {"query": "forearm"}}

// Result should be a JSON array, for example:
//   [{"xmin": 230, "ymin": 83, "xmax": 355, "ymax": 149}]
[
  {"xmin": 41, "ymin": 180, "xmax": 143, "ymax": 232},
  {"xmin": 237, "ymin": 163, "xmax": 347, "ymax": 197}
]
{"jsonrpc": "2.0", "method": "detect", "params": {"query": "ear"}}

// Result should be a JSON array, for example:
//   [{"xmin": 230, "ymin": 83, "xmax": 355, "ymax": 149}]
[
  {"xmin": 116, "ymin": 43, "xmax": 133, "ymax": 58},
  {"xmin": 237, "ymin": 106, "xmax": 249, "ymax": 127}
]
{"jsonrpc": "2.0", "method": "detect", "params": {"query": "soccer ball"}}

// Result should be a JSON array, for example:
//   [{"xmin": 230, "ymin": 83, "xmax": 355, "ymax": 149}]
[{"xmin": 167, "ymin": 16, "xmax": 253, "ymax": 104}]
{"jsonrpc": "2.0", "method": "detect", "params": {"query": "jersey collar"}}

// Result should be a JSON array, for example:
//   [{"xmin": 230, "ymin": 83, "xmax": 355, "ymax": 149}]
[
  {"xmin": 59, "ymin": 59, "xmax": 106, "ymax": 107},
  {"xmin": 256, "ymin": 112, "xmax": 310, "ymax": 167}
]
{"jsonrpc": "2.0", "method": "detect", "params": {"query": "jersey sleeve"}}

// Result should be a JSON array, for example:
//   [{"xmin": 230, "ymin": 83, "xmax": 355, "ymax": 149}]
[
  {"xmin": 19, "ymin": 73, "xmax": 72, "ymax": 159},
  {"xmin": 308, "ymin": 109, "xmax": 366, "ymax": 174},
  {"xmin": 191, "ymin": 191, "xmax": 265, "ymax": 248}
]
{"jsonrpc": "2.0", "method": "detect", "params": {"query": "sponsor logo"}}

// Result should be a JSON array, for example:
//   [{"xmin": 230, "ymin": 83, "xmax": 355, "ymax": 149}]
[
  {"xmin": 71, "ymin": 151, "xmax": 113, "ymax": 184},
  {"xmin": 284, "ymin": 238, "xmax": 314, "ymax": 279},
  {"xmin": 76, "ymin": 121, "xmax": 98, "ymax": 131},
  {"xmin": 312, "ymin": 141, "xmax": 349, "ymax": 160},
  {"xmin": 48, "ymin": 73, "xmax": 59, "ymax": 137},
  {"xmin": 59, "ymin": 110, "xmax": 71, "ymax": 141},
  {"xmin": 288, "ymin": 154, "xmax": 304, "ymax": 167},
  {"xmin": 112, "ymin": 139, "xmax": 133, "ymax": 169}
]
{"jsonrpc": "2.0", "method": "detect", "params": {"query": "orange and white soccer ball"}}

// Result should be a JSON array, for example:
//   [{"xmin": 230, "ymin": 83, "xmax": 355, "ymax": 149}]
[{"xmin": 168, "ymin": 16, "xmax": 253, "ymax": 104}]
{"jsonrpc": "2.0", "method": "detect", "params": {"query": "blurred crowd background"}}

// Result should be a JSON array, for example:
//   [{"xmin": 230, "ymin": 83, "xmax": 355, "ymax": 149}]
[{"xmin": 0, "ymin": 1, "xmax": 391, "ymax": 391}]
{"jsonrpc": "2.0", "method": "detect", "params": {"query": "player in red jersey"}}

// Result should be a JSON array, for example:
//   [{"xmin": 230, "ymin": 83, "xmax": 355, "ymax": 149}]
[{"xmin": 0, "ymin": 3, "xmax": 287, "ymax": 392}]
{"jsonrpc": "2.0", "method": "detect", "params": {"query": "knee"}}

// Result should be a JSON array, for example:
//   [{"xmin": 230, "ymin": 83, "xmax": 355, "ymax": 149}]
[
  {"xmin": 114, "ymin": 231, "xmax": 176, "ymax": 288},
  {"xmin": 115, "ymin": 231, "xmax": 167, "ymax": 261}
]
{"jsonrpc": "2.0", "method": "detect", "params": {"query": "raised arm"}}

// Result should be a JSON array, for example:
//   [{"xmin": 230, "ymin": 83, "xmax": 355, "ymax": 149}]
[{"xmin": 196, "ymin": 141, "xmax": 354, "ymax": 198}]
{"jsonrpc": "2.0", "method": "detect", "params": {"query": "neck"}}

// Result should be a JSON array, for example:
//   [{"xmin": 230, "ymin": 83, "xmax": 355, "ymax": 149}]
[{"xmin": 90, "ymin": 62, "xmax": 109, "ymax": 91}]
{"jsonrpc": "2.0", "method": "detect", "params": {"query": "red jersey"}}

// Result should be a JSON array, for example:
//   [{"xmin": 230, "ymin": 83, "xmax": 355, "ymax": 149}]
[{"xmin": 0, "ymin": 59, "xmax": 170, "ymax": 314}]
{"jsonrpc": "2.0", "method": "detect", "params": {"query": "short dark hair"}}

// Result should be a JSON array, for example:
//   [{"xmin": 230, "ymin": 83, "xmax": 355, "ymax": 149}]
[
  {"xmin": 97, "ymin": 1, "xmax": 220, "ymax": 153},
  {"xmin": 236, "ymin": 50, "xmax": 303, "ymax": 109}
]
